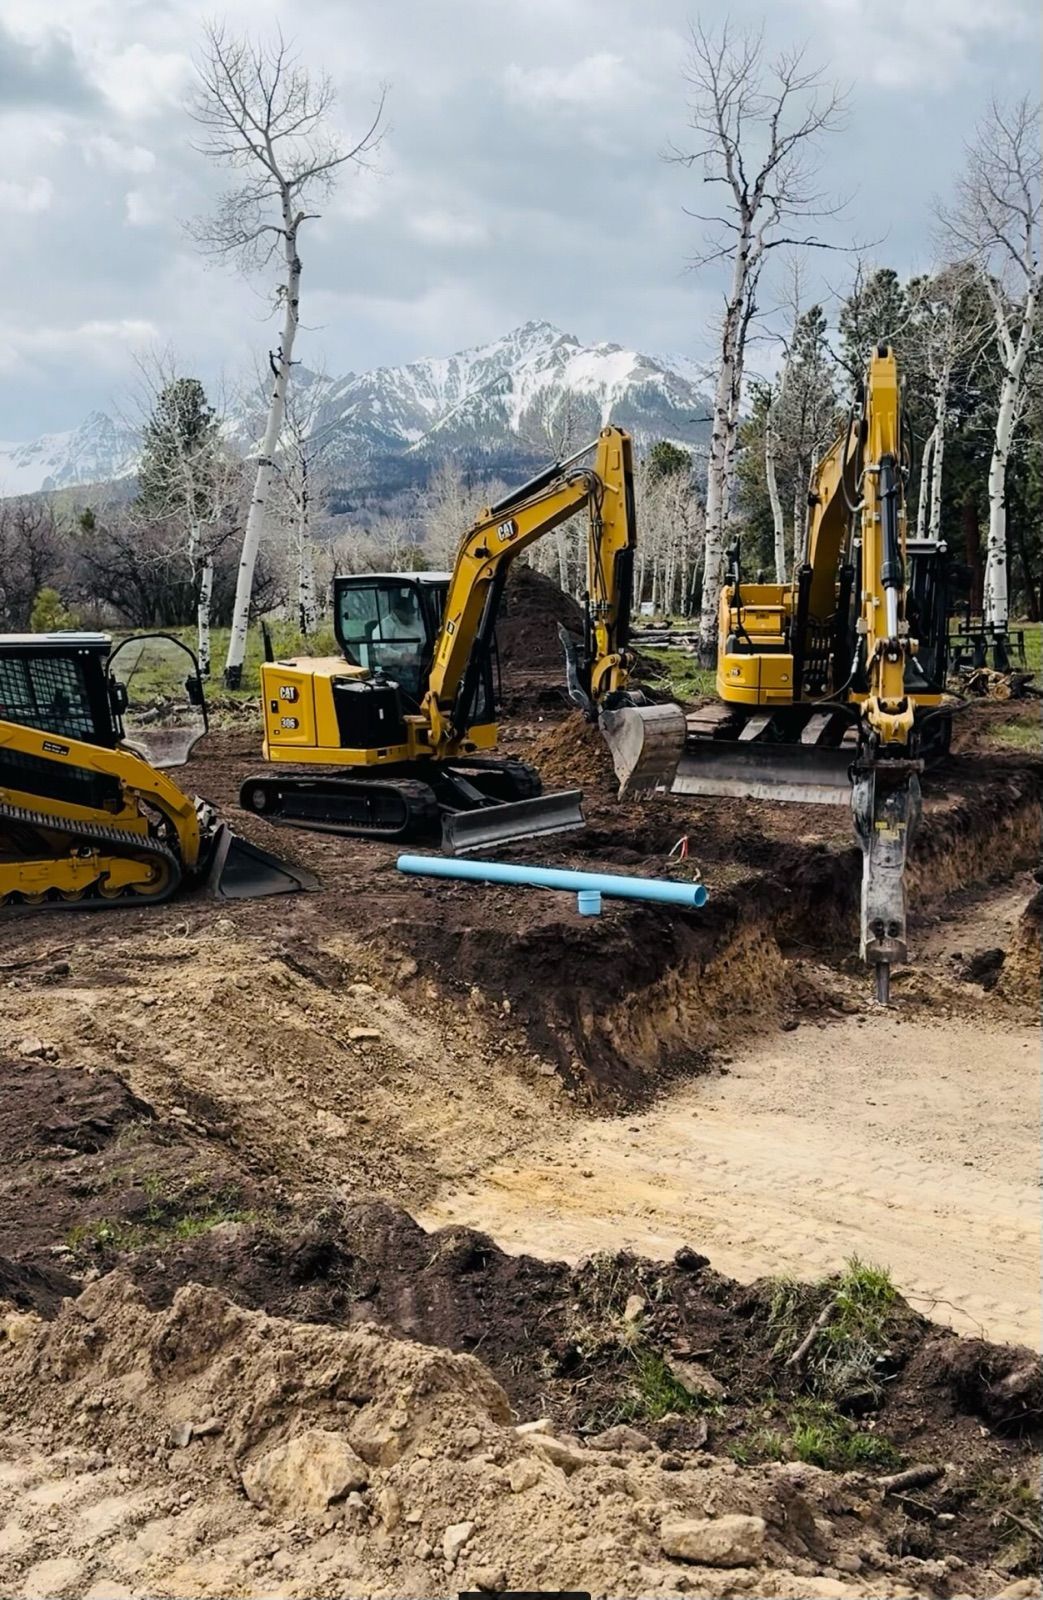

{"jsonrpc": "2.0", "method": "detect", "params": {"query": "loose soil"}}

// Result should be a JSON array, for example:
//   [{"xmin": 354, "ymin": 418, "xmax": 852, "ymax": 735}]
[{"xmin": 0, "ymin": 599, "xmax": 1040, "ymax": 1597}]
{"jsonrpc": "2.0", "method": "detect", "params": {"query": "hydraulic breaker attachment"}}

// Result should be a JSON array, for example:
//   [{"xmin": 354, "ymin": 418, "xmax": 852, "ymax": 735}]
[
  {"xmin": 441, "ymin": 789, "xmax": 585, "ymax": 856},
  {"xmin": 851, "ymin": 761, "xmax": 922, "ymax": 1002},
  {"xmin": 599, "ymin": 702, "xmax": 688, "ymax": 798}
]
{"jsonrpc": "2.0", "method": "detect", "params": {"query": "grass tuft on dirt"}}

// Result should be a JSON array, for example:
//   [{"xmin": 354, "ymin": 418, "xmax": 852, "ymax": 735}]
[
  {"xmin": 66, "ymin": 1177, "xmax": 257, "ymax": 1259},
  {"xmin": 731, "ymin": 1396, "xmax": 901, "ymax": 1471},
  {"xmin": 767, "ymin": 1255, "xmax": 904, "ymax": 1404}
]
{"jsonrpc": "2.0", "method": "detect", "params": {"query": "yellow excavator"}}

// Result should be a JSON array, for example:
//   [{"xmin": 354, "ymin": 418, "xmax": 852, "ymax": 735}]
[
  {"xmin": 240, "ymin": 426, "xmax": 687, "ymax": 853},
  {"xmin": 0, "ymin": 632, "xmax": 315, "ymax": 910},
  {"xmin": 674, "ymin": 345, "xmax": 955, "ymax": 998}
]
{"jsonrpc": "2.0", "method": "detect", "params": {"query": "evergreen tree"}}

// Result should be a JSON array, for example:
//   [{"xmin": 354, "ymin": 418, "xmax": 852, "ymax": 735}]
[
  {"xmin": 646, "ymin": 440, "xmax": 692, "ymax": 482},
  {"xmin": 838, "ymin": 267, "xmax": 910, "ymax": 380},
  {"xmin": 137, "ymin": 377, "xmax": 218, "ymax": 519}
]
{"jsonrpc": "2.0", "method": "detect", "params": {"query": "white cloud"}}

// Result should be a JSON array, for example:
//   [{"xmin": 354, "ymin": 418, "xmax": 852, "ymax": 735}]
[
  {"xmin": 124, "ymin": 188, "xmax": 162, "ymax": 227},
  {"xmin": 0, "ymin": 317, "xmax": 159, "ymax": 376},
  {"xmin": 795, "ymin": 0, "xmax": 1038, "ymax": 89},
  {"xmin": 409, "ymin": 210, "xmax": 490, "ymax": 248},
  {"xmin": 85, "ymin": 134, "xmax": 155, "ymax": 174},
  {"xmin": 93, "ymin": 41, "xmax": 192, "ymax": 118},
  {"xmin": 0, "ymin": 176, "xmax": 53, "ymax": 214},
  {"xmin": 504, "ymin": 53, "xmax": 630, "ymax": 111}
]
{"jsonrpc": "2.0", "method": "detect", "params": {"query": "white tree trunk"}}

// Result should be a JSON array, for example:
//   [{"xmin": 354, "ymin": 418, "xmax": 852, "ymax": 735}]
[
  {"xmin": 701, "ymin": 331, "xmax": 739, "ymax": 655},
  {"xmin": 984, "ymin": 375, "xmax": 1016, "ymax": 629},
  {"xmin": 765, "ymin": 395, "xmax": 786, "ymax": 582},
  {"xmin": 916, "ymin": 427, "xmax": 935, "ymax": 540},
  {"xmin": 556, "ymin": 529, "xmax": 569, "ymax": 595},
  {"xmin": 984, "ymin": 278, "xmax": 1038, "ymax": 631},
  {"xmin": 224, "ymin": 206, "xmax": 301, "ymax": 687},
  {"xmin": 197, "ymin": 555, "xmax": 214, "ymax": 678},
  {"xmin": 928, "ymin": 422, "xmax": 946, "ymax": 544}
]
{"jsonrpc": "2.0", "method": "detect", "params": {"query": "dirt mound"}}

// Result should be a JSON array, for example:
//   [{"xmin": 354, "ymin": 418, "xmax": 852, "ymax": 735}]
[
  {"xmin": 0, "ymin": 1058, "xmax": 257, "ymax": 1282},
  {"xmin": 499, "ymin": 563, "xmax": 584, "ymax": 673},
  {"xmin": 1, "ymin": 1271, "xmax": 1028, "ymax": 1598},
  {"xmin": 530, "ymin": 709, "xmax": 620, "ymax": 797}
]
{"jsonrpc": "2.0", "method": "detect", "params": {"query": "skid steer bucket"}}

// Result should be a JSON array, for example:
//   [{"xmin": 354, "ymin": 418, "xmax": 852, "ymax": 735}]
[
  {"xmin": 599, "ymin": 703, "xmax": 688, "ymax": 798},
  {"xmin": 206, "ymin": 824, "xmax": 320, "ymax": 900},
  {"xmin": 442, "ymin": 790, "xmax": 585, "ymax": 856}
]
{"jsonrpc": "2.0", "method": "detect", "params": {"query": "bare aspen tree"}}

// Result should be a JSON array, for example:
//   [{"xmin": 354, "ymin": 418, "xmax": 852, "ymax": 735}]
[
  {"xmin": 909, "ymin": 265, "xmax": 991, "ymax": 543},
  {"xmin": 669, "ymin": 22, "xmax": 847, "ymax": 662},
  {"xmin": 764, "ymin": 260, "xmax": 806, "ymax": 581},
  {"xmin": 188, "ymin": 25, "xmax": 385, "ymax": 686},
  {"xmin": 938, "ymin": 96, "xmax": 1041, "ymax": 640},
  {"xmin": 272, "ymin": 375, "xmax": 340, "ymax": 636}
]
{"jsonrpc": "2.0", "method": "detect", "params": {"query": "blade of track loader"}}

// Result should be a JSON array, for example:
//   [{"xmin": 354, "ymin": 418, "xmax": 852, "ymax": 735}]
[
  {"xmin": 206, "ymin": 824, "xmax": 319, "ymax": 899},
  {"xmin": 599, "ymin": 703, "xmax": 688, "ymax": 798},
  {"xmin": 671, "ymin": 740, "xmax": 853, "ymax": 805},
  {"xmin": 442, "ymin": 790, "xmax": 585, "ymax": 856}
]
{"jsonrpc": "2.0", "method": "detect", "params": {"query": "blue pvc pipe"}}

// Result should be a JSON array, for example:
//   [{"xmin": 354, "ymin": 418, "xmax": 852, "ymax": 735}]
[{"xmin": 396, "ymin": 854, "xmax": 709, "ymax": 909}]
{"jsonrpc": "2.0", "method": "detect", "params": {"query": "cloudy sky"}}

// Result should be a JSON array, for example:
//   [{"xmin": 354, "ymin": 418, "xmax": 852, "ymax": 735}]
[{"xmin": 1, "ymin": 0, "xmax": 1038, "ymax": 438}]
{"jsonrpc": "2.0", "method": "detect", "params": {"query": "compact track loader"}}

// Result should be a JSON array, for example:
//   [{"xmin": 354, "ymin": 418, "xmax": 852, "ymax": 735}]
[{"xmin": 0, "ymin": 631, "xmax": 315, "ymax": 910}]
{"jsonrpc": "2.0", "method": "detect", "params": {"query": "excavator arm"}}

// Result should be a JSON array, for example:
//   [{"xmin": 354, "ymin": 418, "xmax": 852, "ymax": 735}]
[
  {"xmin": 847, "ymin": 346, "xmax": 923, "ymax": 1000},
  {"xmin": 423, "ymin": 427, "xmax": 686, "ymax": 793}
]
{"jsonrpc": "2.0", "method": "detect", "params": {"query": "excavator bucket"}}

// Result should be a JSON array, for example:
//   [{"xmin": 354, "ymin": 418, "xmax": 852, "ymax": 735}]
[
  {"xmin": 442, "ymin": 790, "xmax": 585, "ymax": 856},
  {"xmin": 599, "ymin": 703, "xmax": 688, "ymax": 798},
  {"xmin": 205, "ymin": 824, "xmax": 320, "ymax": 900}
]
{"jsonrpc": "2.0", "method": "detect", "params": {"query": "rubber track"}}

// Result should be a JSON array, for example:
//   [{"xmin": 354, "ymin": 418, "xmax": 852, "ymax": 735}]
[
  {"xmin": 241, "ymin": 776, "xmax": 442, "ymax": 842},
  {"xmin": 0, "ymin": 799, "xmax": 182, "ymax": 911}
]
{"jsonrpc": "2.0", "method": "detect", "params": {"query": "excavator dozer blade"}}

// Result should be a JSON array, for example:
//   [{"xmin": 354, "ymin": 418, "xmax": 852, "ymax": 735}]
[
  {"xmin": 206, "ymin": 824, "xmax": 320, "ymax": 900},
  {"xmin": 442, "ymin": 791, "xmax": 585, "ymax": 856},
  {"xmin": 599, "ymin": 703, "xmax": 688, "ymax": 798},
  {"xmin": 671, "ymin": 740, "xmax": 853, "ymax": 806}
]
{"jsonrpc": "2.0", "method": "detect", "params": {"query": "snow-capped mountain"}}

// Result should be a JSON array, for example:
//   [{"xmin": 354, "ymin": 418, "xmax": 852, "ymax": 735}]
[
  {"xmin": 307, "ymin": 321, "xmax": 710, "ymax": 471},
  {"xmin": 0, "ymin": 412, "xmax": 138, "ymax": 496},
  {"xmin": 0, "ymin": 322, "xmax": 711, "ymax": 497}
]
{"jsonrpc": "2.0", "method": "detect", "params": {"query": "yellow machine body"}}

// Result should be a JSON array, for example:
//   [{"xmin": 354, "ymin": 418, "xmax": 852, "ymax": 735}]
[
  {"xmin": 0, "ymin": 631, "xmax": 314, "ymax": 910},
  {"xmin": 259, "ymin": 655, "xmax": 497, "ymax": 766}
]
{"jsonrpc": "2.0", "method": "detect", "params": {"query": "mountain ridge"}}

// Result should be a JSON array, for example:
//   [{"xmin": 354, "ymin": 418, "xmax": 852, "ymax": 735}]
[{"xmin": 0, "ymin": 321, "xmax": 711, "ymax": 497}]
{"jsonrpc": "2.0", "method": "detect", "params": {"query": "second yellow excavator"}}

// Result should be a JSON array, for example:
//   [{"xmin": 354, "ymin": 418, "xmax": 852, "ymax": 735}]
[
  {"xmin": 239, "ymin": 427, "xmax": 687, "ymax": 853},
  {"xmin": 675, "ymin": 345, "xmax": 956, "ymax": 998}
]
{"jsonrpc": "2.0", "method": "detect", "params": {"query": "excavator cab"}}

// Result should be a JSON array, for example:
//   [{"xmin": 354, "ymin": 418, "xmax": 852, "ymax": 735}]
[{"xmin": 333, "ymin": 573, "xmax": 494, "ymax": 723}]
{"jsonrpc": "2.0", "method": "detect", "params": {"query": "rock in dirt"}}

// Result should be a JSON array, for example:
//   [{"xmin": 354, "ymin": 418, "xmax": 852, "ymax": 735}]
[
  {"xmin": 664, "ymin": 1354, "xmax": 727, "ymax": 1401},
  {"xmin": 588, "ymin": 1423, "xmax": 654, "ymax": 1453},
  {"xmin": 505, "ymin": 1457, "xmax": 542, "ymax": 1492},
  {"xmin": 241, "ymin": 1428, "xmax": 369, "ymax": 1519},
  {"xmin": 1, "ymin": 1308, "xmax": 42, "ymax": 1345},
  {"xmin": 661, "ymin": 1513, "xmax": 766, "ymax": 1567},
  {"xmin": 530, "ymin": 1434, "xmax": 590, "ymax": 1473},
  {"xmin": 443, "ymin": 1519, "xmax": 475, "ymax": 1564}
]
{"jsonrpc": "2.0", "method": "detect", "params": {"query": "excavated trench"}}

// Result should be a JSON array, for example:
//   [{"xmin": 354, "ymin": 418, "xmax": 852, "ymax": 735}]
[{"xmin": 385, "ymin": 754, "xmax": 1041, "ymax": 1103}]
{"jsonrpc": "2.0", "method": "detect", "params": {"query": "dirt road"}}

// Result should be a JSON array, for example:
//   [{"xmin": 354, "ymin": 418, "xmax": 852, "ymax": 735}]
[{"xmin": 423, "ymin": 1012, "xmax": 1041, "ymax": 1348}]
